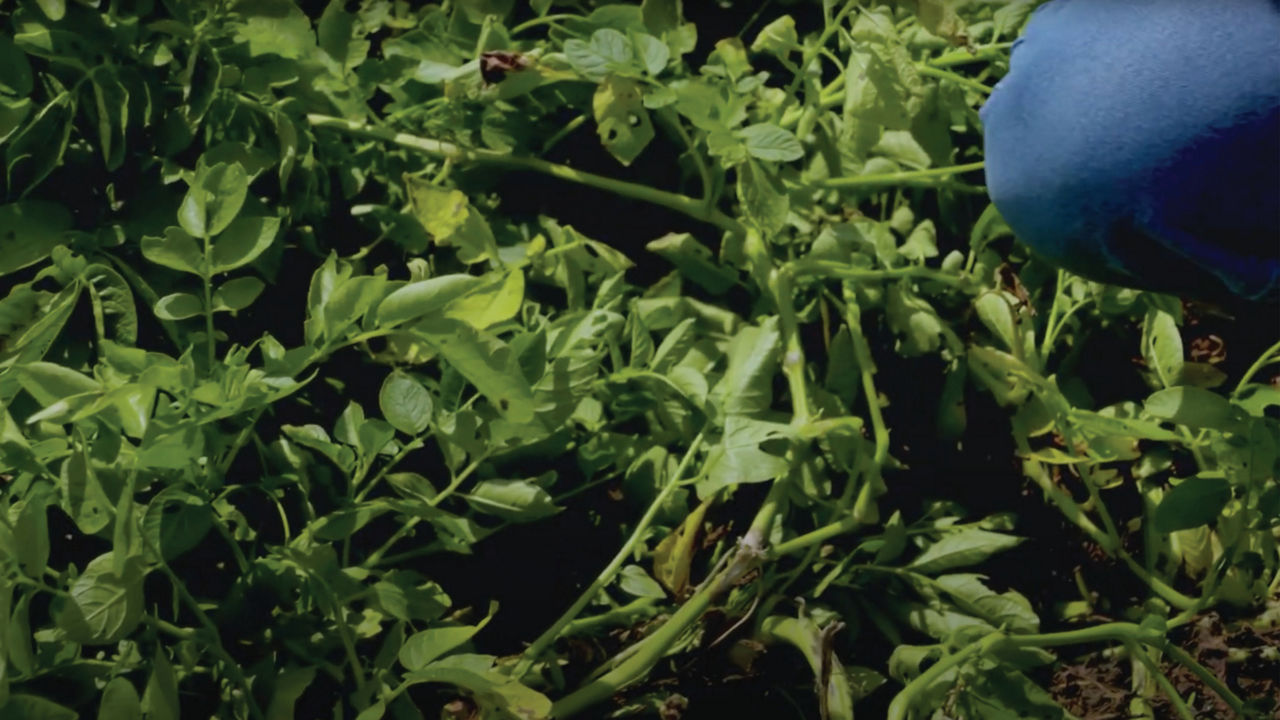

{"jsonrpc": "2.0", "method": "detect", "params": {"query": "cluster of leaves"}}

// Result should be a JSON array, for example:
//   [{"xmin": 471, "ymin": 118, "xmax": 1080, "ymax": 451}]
[{"xmin": 0, "ymin": 1, "xmax": 1276, "ymax": 719}]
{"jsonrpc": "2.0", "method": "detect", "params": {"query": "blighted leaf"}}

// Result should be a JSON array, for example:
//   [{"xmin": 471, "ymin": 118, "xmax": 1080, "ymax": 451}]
[
  {"xmin": 737, "ymin": 123, "xmax": 803, "ymax": 163},
  {"xmin": 52, "ymin": 553, "xmax": 144, "ymax": 645},
  {"xmin": 907, "ymin": 529, "xmax": 1023, "ymax": 574},
  {"xmin": 653, "ymin": 496, "xmax": 711, "ymax": 594},
  {"xmin": 592, "ymin": 76, "xmax": 654, "ymax": 166},
  {"xmin": 379, "ymin": 370, "xmax": 433, "ymax": 435},
  {"xmin": 0, "ymin": 201, "xmax": 71, "ymax": 277},
  {"xmin": 1154, "ymin": 476, "xmax": 1232, "ymax": 533},
  {"xmin": 404, "ymin": 179, "xmax": 500, "ymax": 264},
  {"xmin": 445, "ymin": 270, "xmax": 525, "ymax": 330}
]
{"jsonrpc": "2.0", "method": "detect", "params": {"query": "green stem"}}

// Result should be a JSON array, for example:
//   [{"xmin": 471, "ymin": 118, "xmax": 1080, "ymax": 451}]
[
  {"xmin": 916, "ymin": 65, "xmax": 992, "ymax": 94},
  {"xmin": 889, "ymin": 622, "xmax": 1245, "ymax": 720},
  {"xmin": 789, "ymin": 258, "xmax": 979, "ymax": 292},
  {"xmin": 811, "ymin": 161, "xmax": 985, "ymax": 189},
  {"xmin": 306, "ymin": 115, "xmax": 745, "ymax": 235},
  {"xmin": 513, "ymin": 432, "xmax": 706, "ymax": 679},
  {"xmin": 1127, "ymin": 640, "xmax": 1196, "ymax": 720},
  {"xmin": 928, "ymin": 43, "xmax": 1014, "ymax": 67},
  {"xmin": 1234, "ymin": 338, "xmax": 1280, "ymax": 394},
  {"xmin": 563, "ymin": 597, "xmax": 660, "ymax": 636}
]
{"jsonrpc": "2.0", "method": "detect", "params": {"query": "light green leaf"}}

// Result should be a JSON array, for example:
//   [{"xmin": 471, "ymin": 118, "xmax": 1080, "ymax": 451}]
[
  {"xmin": 212, "ymin": 276, "xmax": 265, "ymax": 311},
  {"xmin": 153, "ymin": 292, "xmax": 203, "ymax": 320},
  {"xmin": 1144, "ymin": 386, "xmax": 1235, "ymax": 429},
  {"xmin": 411, "ymin": 318, "xmax": 536, "ymax": 423},
  {"xmin": 399, "ymin": 606, "xmax": 495, "ymax": 671},
  {"xmin": 141, "ymin": 227, "xmax": 205, "ymax": 275},
  {"xmin": 907, "ymin": 529, "xmax": 1023, "ymax": 574},
  {"xmin": 404, "ymin": 180, "xmax": 500, "ymax": 264},
  {"xmin": 377, "ymin": 274, "xmax": 484, "ymax": 328},
  {"xmin": 619, "ymin": 564, "xmax": 666, "ymax": 599},
  {"xmin": 179, "ymin": 162, "xmax": 248, "ymax": 238},
  {"xmin": 737, "ymin": 123, "xmax": 803, "ymax": 162},
  {"xmin": 466, "ymin": 479, "xmax": 561, "ymax": 522},
  {"xmin": 751, "ymin": 15, "xmax": 798, "ymax": 56},
  {"xmin": 710, "ymin": 317, "xmax": 780, "ymax": 416},
  {"xmin": 379, "ymin": 370, "xmax": 433, "ymax": 436},
  {"xmin": 445, "ymin": 270, "xmax": 525, "ymax": 330},
  {"xmin": 564, "ymin": 28, "xmax": 632, "ymax": 81},
  {"xmin": 52, "ymin": 553, "xmax": 144, "ymax": 645}
]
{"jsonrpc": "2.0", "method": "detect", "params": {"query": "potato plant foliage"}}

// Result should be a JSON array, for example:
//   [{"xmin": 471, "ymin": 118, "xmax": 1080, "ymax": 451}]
[{"xmin": 0, "ymin": 1, "xmax": 1277, "ymax": 719}]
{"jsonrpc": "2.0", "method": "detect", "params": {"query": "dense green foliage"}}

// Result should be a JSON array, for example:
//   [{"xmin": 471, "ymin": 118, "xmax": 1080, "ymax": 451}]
[{"xmin": 0, "ymin": 1, "xmax": 1277, "ymax": 718}]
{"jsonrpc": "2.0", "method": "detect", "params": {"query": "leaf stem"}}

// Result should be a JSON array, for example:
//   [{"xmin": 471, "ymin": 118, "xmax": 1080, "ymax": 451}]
[
  {"xmin": 513, "ymin": 432, "xmax": 706, "ymax": 679},
  {"xmin": 306, "ymin": 115, "xmax": 745, "ymax": 235},
  {"xmin": 810, "ymin": 161, "xmax": 985, "ymax": 190}
]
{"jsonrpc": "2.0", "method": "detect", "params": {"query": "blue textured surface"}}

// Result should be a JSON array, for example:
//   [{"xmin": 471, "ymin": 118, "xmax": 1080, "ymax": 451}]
[{"xmin": 979, "ymin": 0, "xmax": 1280, "ymax": 299}]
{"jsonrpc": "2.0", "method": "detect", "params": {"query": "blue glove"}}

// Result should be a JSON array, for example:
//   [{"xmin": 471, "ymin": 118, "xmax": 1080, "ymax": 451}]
[{"xmin": 980, "ymin": 0, "xmax": 1280, "ymax": 300}]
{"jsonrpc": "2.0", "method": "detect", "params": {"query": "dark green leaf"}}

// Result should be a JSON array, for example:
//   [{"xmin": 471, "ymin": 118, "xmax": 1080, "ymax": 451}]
[
  {"xmin": 0, "ymin": 201, "xmax": 71, "ymax": 277},
  {"xmin": 1154, "ymin": 476, "xmax": 1232, "ymax": 533}
]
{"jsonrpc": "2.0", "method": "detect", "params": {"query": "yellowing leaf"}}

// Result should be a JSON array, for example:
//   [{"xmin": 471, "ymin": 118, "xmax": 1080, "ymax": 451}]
[
  {"xmin": 653, "ymin": 495, "xmax": 713, "ymax": 594},
  {"xmin": 592, "ymin": 75, "xmax": 655, "ymax": 166}
]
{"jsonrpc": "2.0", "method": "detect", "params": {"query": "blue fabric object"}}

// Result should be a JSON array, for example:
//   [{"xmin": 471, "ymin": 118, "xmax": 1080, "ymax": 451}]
[{"xmin": 980, "ymin": 0, "xmax": 1280, "ymax": 300}]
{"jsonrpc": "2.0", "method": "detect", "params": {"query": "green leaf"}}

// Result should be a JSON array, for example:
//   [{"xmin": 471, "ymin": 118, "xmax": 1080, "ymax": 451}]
[
  {"xmin": 592, "ymin": 75, "xmax": 655, "ymax": 166},
  {"xmin": 141, "ymin": 227, "xmax": 205, "ymax": 275},
  {"xmin": 230, "ymin": 0, "xmax": 315, "ymax": 59},
  {"xmin": 710, "ymin": 317, "xmax": 780, "ymax": 416},
  {"xmin": 907, "ymin": 529, "xmax": 1024, "ymax": 574},
  {"xmin": 0, "ymin": 695, "xmax": 77, "ymax": 720},
  {"xmin": 88, "ymin": 65, "xmax": 129, "ymax": 171},
  {"xmin": 98, "ymin": 677, "xmax": 143, "ymax": 720},
  {"xmin": 632, "ymin": 31, "xmax": 670, "ymax": 75},
  {"xmin": 411, "ymin": 318, "xmax": 536, "ymax": 423},
  {"xmin": 751, "ymin": 15, "xmax": 798, "ymax": 56},
  {"xmin": 379, "ymin": 370, "xmax": 433, "ymax": 436},
  {"xmin": 0, "ymin": 201, "xmax": 71, "ymax": 277},
  {"xmin": 153, "ymin": 292, "xmax": 203, "ymax": 320},
  {"xmin": 52, "ymin": 553, "xmax": 144, "ymax": 645},
  {"xmin": 701, "ymin": 416, "xmax": 792, "ymax": 495},
  {"xmin": 399, "ymin": 606, "xmax": 495, "ymax": 671},
  {"xmin": 401, "ymin": 655, "xmax": 552, "ymax": 720},
  {"xmin": 564, "ymin": 28, "xmax": 633, "ymax": 81},
  {"xmin": 143, "ymin": 648, "xmax": 179, "ymax": 720},
  {"xmin": 16, "ymin": 361, "xmax": 101, "ymax": 404},
  {"xmin": 934, "ymin": 574, "xmax": 1039, "ymax": 634},
  {"xmin": 141, "ymin": 488, "xmax": 214, "ymax": 562},
  {"xmin": 377, "ymin": 274, "xmax": 485, "ymax": 328},
  {"xmin": 210, "ymin": 215, "xmax": 280, "ymax": 273},
  {"xmin": 646, "ymin": 233, "xmax": 737, "ymax": 294},
  {"xmin": 736, "ymin": 160, "xmax": 788, "ymax": 233},
  {"xmin": 1144, "ymin": 386, "xmax": 1236, "ymax": 429},
  {"xmin": 0, "ymin": 35, "xmax": 34, "ymax": 97},
  {"xmin": 35, "ymin": 0, "xmax": 66, "ymax": 21},
  {"xmin": 179, "ymin": 162, "xmax": 248, "ymax": 238},
  {"xmin": 265, "ymin": 667, "xmax": 316, "ymax": 720},
  {"xmin": 1142, "ymin": 308, "xmax": 1183, "ymax": 387},
  {"xmin": 737, "ymin": 123, "xmax": 804, "ymax": 162},
  {"xmin": 211, "ymin": 276, "xmax": 265, "ymax": 311},
  {"xmin": 1154, "ymin": 476, "xmax": 1232, "ymax": 533},
  {"xmin": 619, "ymin": 564, "xmax": 666, "ymax": 598},
  {"xmin": 466, "ymin": 479, "xmax": 561, "ymax": 522},
  {"xmin": 5, "ymin": 90, "xmax": 73, "ymax": 196}
]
